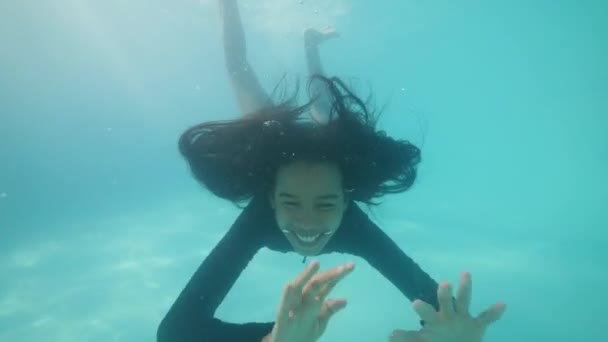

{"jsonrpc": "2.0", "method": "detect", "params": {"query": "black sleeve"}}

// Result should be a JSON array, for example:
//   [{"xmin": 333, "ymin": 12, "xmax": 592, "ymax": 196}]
[
  {"xmin": 157, "ymin": 198, "xmax": 275, "ymax": 342},
  {"xmin": 343, "ymin": 204, "xmax": 440, "ymax": 311}
]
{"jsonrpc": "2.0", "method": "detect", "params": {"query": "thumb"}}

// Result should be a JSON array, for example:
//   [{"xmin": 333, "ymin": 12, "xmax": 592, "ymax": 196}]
[{"xmin": 477, "ymin": 301, "xmax": 507, "ymax": 326}]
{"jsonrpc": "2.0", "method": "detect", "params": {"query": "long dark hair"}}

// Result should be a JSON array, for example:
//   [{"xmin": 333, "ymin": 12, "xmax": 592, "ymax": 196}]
[{"xmin": 178, "ymin": 76, "xmax": 421, "ymax": 207}]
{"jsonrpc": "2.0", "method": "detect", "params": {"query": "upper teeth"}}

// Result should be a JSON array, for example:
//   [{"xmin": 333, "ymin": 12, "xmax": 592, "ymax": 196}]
[
  {"xmin": 281, "ymin": 230, "xmax": 332, "ymax": 242},
  {"xmin": 296, "ymin": 233, "xmax": 320, "ymax": 242}
]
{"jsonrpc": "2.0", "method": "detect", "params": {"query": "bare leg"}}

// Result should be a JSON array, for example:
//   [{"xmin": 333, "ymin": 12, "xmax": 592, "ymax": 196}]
[
  {"xmin": 219, "ymin": 0, "xmax": 271, "ymax": 115},
  {"xmin": 304, "ymin": 27, "xmax": 339, "ymax": 124}
]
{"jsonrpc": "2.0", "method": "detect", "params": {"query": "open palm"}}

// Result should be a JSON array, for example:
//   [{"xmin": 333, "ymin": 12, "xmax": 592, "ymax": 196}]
[
  {"xmin": 390, "ymin": 272, "xmax": 506, "ymax": 342},
  {"xmin": 267, "ymin": 261, "xmax": 355, "ymax": 342}
]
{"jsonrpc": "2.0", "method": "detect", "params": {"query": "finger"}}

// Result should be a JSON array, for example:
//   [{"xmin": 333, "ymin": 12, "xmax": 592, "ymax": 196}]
[
  {"xmin": 293, "ymin": 260, "xmax": 320, "ymax": 293},
  {"xmin": 303, "ymin": 262, "xmax": 354, "ymax": 299},
  {"xmin": 303, "ymin": 262, "xmax": 354, "ymax": 301},
  {"xmin": 316, "ymin": 299, "xmax": 347, "ymax": 335},
  {"xmin": 412, "ymin": 299, "xmax": 439, "ymax": 325},
  {"xmin": 389, "ymin": 329, "xmax": 424, "ymax": 342},
  {"xmin": 301, "ymin": 263, "xmax": 353, "ymax": 322},
  {"xmin": 317, "ymin": 281, "xmax": 339, "ymax": 300},
  {"xmin": 476, "ymin": 301, "xmax": 506, "ymax": 326},
  {"xmin": 455, "ymin": 271, "xmax": 472, "ymax": 315},
  {"xmin": 314, "ymin": 274, "xmax": 343, "ymax": 300},
  {"xmin": 318, "ymin": 298, "xmax": 347, "ymax": 322},
  {"xmin": 438, "ymin": 281, "xmax": 456, "ymax": 319},
  {"xmin": 276, "ymin": 261, "xmax": 321, "ymax": 321}
]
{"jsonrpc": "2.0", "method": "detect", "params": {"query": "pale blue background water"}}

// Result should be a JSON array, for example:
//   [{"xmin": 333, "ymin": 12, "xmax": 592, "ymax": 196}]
[{"xmin": 1, "ymin": 1, "xmax": 607, "ymax": 341}]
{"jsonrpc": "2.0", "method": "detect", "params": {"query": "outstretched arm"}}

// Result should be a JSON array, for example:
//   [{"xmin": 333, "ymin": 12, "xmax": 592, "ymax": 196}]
[
  {"xmin": 156, "ymin": 197, "xmax": 274, "ymax": 342},
  {"xmin": 304, "ymin": 27, "xmax": 339, "ymax": 124},
  {"xmin": 219, "ymin": 0, "xmax": 271, "ymax": 115}
]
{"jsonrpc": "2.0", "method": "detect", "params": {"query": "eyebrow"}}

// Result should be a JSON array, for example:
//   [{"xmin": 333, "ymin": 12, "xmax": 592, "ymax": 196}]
[{"xmin": 277, "ymin": 192, "xmax": 340, "ymax": 200}]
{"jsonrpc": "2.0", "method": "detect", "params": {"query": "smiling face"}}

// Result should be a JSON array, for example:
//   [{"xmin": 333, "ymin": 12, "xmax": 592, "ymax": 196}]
[{"xmin": 269, "ymin": 160, "xmax": 349, "ymax": 256}]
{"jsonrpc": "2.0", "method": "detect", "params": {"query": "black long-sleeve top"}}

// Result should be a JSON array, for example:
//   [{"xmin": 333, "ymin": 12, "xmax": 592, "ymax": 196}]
[{"xmin": 157, "ymin": 195, "xmax": 440, "ymax": 342}]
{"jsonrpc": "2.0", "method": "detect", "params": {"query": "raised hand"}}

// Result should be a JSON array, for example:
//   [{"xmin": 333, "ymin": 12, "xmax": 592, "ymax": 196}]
[
  {"xmin": 390, "ymin": 272, "xmax": 506, "ymax": 342},
  {"xmin": 265, "ymin": 261, "xmax": 355, "ymax": 342}
]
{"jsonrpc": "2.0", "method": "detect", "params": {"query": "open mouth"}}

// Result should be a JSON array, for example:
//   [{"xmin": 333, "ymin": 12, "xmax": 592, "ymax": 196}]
[
  {"xmin": 282, "ymin": 230, "xmax": 332, "ymax": 245},
  {"xmin": 295, "ymin": 232, "xmax": 321, "ymax": 243}
]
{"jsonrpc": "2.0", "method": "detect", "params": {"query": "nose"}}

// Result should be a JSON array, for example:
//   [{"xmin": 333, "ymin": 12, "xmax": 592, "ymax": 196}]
[{"xmin": 293, "ymin": 210, "xmax": 321, "ymax": 231}]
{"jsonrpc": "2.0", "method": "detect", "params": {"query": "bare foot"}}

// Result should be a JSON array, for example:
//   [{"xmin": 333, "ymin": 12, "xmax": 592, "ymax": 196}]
[{"xmin": 304, "ymin": 26, "xmax": 340, "ymax": 47}]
